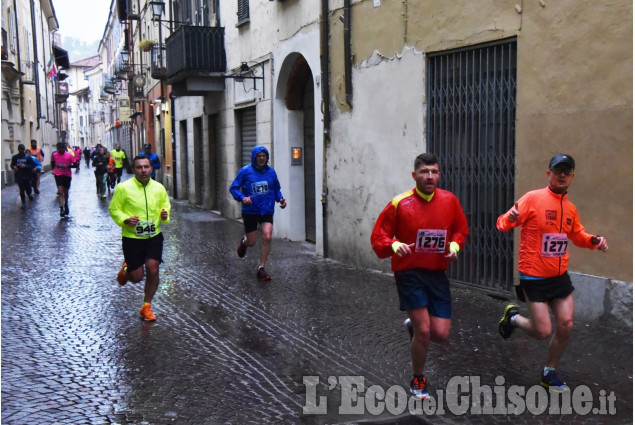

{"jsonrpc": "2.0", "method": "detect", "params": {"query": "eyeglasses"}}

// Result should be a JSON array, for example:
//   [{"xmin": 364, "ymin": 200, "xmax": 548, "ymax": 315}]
[{"xmin": 550, "ymin": 167, "xmax": 574, "ymax": 176}]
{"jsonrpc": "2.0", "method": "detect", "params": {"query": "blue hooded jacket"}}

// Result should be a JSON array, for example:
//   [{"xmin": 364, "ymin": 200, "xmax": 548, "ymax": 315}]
[{"xmin": 229, "ymin": 145, "xmax": 284, "ymax": 215}]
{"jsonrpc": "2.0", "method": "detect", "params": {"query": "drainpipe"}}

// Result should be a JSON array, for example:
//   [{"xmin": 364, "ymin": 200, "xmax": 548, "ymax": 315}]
[
  {"xmin": 320, "ymin": 0, "xmax": 330, "ymax": 257},
  {"xmin": 30, "ymin": 0, "xmax": 42, "ymax": 129},
  {"xmin": 343, "ymin": 0, "xmax": 352, "ymax": 107},
  {"xmin": 171, "ymin": 95, "xmax": 177, "ymax": 199},
  {"xmin": 12, "ymin": 0, "xmax": 25, "ymax": 125}
]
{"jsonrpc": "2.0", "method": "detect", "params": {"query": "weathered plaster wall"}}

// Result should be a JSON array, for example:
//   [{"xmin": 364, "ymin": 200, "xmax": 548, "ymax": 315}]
[
  {"xmin": 327, "ymin": 0, "xmax": 632, "ymax": 283},
  {"xmin": 513, "ymin": 0, "xmax": 632, "ymax": 282},
  {"xmin": 328, "ymin": 47, "xmax": 425, "ymax": 267}
]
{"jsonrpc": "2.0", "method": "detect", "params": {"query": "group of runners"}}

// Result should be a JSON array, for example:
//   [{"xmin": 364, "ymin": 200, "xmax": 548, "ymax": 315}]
[
  {"xmin": 111, "ymin": 144, "xmax": 284, "ymax": 321},
  {"xmin": 371, "ymin": 152, "xmax": 608, "ymax": 399},
  {"xmin": 88, "ymin": 143, "xmax": 128, "ymax": 198},
  {"xmin": 13, "ymin": 140, "xmax": 610, "ymax": 398}
]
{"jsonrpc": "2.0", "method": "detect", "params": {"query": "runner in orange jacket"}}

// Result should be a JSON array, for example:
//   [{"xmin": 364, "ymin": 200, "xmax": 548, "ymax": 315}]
[{"xmin": 497, "ymin": 154, "xmax": 608, "ymax": 392}]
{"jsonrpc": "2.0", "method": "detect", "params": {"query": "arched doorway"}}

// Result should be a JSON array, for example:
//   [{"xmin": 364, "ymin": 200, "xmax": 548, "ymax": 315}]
[{"xmin": 284, "ymin": 55, "xmax": 316, "ymax": 243}]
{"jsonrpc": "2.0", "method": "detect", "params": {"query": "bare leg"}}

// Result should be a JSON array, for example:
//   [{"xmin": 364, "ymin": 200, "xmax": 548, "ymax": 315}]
[
  {"xmin": 545, "ymin": 294, "xmax": 574, "ymax": 368},
  {"xmin": 259, "ymin": 222, "xmax": 273, "ymax": 268},
  {"xmin": 407, "ymin": 307, "xmax": 451, "ymax": 375}
]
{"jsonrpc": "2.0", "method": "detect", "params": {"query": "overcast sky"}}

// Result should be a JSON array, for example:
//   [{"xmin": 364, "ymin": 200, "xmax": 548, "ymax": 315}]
[{"xmin": 53, "ymin": 0, "xmax": 112, "ymax": 44}]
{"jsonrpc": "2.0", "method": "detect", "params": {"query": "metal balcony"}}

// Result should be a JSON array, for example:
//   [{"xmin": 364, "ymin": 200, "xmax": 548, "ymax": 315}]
[
  {"xmin": 165, "ymin": 25, "xmax": 226, "ymax": 95},
  {"xmin": 151, "ymin": 44, "xmax": 167, "ymax": 80},
  {"xmin": 56, "ymin": 82, "xmax": 69, "ymax": 103}
]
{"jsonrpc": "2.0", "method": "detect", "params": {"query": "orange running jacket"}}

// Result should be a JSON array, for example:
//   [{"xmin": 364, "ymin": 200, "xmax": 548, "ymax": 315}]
[{"xmin": 496, "ymin": 187, "xmax": 598, "ymax": 278}]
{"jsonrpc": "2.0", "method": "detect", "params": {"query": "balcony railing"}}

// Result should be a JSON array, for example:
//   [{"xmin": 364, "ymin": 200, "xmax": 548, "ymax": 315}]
[
  {"xmin": 56, "ymin": 82, "xmax": 69, "ymax": 103},
  {"xmin": 151, "ymin": 43, "xmax": 167, "ymax": 80},
  {"xmin": 165, "ymin": 25, "xmax": 226, "ymax": 82}
]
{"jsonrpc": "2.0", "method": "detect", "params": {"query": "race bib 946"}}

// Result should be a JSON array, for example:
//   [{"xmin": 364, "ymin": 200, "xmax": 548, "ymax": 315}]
[
  {"xmin": 415, "ymin": 229, "xmax": 447, "ymax": 253},
  {"xmin": 136, "ymin": 220, "xmax": 157, "ymax": 237},
  {"xmin": 541, "ymin": 233, "xmax": 568, "ymax": 257}
]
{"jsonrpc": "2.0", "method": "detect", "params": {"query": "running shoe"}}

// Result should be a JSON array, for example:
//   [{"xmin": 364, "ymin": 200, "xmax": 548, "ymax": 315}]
[
  {"xmin": 257, "ymin": 266, "xmax": 271, "ymax": 281},
  {"xmin": 410, "ymin": 375, "xmax": 429, "ymax": 400},
  {"xmin": 34, "ymin": 189, "xmax": 40, "ymax": 194},
  {"xmin": 59, "ymin": 206, "xmax": 65, "ymax": 217},
  {"xmin": 237, "ymin": 236, "xmax": 247, "ymax": 258},
  {"xmin": 117, "ymin": 261, "xmax": 128, "ymax": 286},
  {"xmin": 404, "ymin": 318, "xmax": 414, "ymax": 342},
  {"xmin": 540, "ymin": 370, "xmax": 569, "ymax": 392},
  {"xmin": 28, "ymin": 194, "xmax": 34, "ymax": 200},
  {"xmin": 139, "ymin": 304, "xmax": 156, "ymax": 321},
  {"xmin": 64, "ymin": 204, "xmax": 69, "ymax": 215},
  {"xmin": 498, "ymin": 304, "xmax": 518, "ymax": 339}
]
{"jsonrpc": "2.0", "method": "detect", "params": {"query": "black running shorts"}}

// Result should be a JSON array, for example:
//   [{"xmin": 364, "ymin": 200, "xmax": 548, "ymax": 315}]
[
  {"xmin": 121, "ymin": 233, "xmax": 164, "ymax": 272},
  {"xmin": 515, "ymin": 272, "xmax": 575, "ymax": 303},
  {"xmin": 243, "ymin": 214, "xmax": 273, "ymax": 234},
  {"xmin": 54, "ymin": 175, "xmax": 72, "ymax": 189}
]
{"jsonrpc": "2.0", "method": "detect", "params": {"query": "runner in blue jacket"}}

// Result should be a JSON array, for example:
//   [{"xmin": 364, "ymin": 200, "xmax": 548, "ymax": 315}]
[{"xmin": 229, "ymin": 145, "xmax": 287, "ymax": 281}]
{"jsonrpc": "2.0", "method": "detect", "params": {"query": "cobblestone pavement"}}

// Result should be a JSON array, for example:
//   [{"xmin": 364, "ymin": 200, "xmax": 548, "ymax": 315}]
[{"xmin": 1, "ymin": 168, "xmax": 632, "ymax": 424}]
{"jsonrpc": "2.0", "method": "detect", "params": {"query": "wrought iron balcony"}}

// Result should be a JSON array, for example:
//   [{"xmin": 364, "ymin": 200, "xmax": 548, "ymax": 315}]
[
  {"xmin": 151, "ymin": 43, "xmax": 167, "ymax": 80},
  {"xmin": 56, "ymin": 82, "xmax": 69, "ymax": 103},
  {"xmin": 165, "ymin": 25, "xmax": 226, "ymax": 85}
]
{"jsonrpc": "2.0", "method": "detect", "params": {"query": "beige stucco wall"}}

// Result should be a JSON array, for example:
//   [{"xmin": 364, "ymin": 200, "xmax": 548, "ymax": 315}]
[
  {"xmin": 327, "ymin": 0, "xmax": 632, "ymax": 283},
  {"xmin": 514, "ymin": 1, "xmax": 632, "ymax": 282}
]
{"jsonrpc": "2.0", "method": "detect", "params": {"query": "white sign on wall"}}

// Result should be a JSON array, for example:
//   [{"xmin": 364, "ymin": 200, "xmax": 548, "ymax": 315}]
[{"xmin": 234, "ymin": 78, "xmax": 262, "ymax": 105}]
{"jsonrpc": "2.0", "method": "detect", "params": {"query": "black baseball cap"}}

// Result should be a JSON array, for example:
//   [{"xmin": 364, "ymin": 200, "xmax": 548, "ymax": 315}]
[
  {"xmin": 143, "ymin": 143, "xmax": 151, "ymax": 149},
  {"xmin": 549, "ymin": 154, "xmax": 575, "ymax": 170}
]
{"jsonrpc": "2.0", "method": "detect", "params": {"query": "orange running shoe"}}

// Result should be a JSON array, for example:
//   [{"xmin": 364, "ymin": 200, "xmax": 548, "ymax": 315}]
[
  {"xmin": 117, "ymin": 261, "xmax": 128, "ymax": 286},
  {"xmin": 139, "ymin": 303, "xmax": 156, "ymax": 321}
]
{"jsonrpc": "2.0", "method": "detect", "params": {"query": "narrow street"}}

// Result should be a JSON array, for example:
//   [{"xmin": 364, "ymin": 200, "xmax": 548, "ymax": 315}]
[{"xmin": 1, "ymin": 168, "xmax": 632, "ymax": 424}]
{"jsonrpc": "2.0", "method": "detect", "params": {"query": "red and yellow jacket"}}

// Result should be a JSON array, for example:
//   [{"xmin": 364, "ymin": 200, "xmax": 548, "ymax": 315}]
[
  {"xmin": 371, "ymin": 188, "xmax": 469, "ymax": 272},
  {"xmin": 496, "ymin": 187, "xmax": 598, "ymax": 278}
]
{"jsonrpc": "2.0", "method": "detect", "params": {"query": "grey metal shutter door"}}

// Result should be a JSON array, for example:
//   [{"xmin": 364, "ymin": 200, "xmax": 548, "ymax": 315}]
[
  {"xmin": 427, "ymin": 38, "xmax": 517, "ymax": 293},
  {"xmin": 240, "ymin": 107, "xmax": 257, "ymax": 166}
]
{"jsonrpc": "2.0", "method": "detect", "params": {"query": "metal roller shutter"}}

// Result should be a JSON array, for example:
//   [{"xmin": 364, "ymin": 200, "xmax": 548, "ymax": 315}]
[{"xmin": 240, "ymin": 107, "xmax": 257, "ymax": 166}]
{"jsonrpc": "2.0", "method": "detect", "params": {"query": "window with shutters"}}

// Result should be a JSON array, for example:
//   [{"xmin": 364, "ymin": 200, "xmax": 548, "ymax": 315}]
[
  {"xmin": 9, "ymin": 8, "xmax": 16, "ymax": 53},
  {"xmin": 182, "ymin": 0, "xmax": 192, "ymax": 25},
  {"xmin": 237, "ymin": 0, "xmax": 249, "ymax": 27}
]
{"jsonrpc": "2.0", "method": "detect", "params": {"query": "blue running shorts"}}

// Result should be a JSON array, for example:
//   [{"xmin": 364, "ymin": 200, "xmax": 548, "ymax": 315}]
[{"xmin": 394, "ymin": 268, "xmax": 452, "ymax": 318}]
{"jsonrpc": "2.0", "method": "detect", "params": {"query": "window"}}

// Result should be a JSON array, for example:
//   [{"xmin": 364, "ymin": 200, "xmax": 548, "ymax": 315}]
[
  {"xmin": 9, "ymin": 8, "xmax": 16, "ymax": 53},
  {"xmin": 182, "ymin": 0, "xmax": 192, "ymax": 24},
  {"xmin": 236, "ymin": 0, "xmax": 249, "ymax": 26}
]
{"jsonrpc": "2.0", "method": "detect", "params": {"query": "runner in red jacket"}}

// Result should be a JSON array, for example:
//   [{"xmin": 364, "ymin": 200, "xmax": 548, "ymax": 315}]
[
  {"xmin": 371, "ymin": 152, "xmax": 469, "ymax": 400},
  {"xmin": 497, "ymin": 154, "xmax": 608, "ymax": 392}
]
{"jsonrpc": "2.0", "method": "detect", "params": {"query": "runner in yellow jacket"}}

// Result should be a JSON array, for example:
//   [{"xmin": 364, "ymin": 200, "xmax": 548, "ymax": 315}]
[{"xmin": 109, "ymin": 155, "xmax": 171, "ymax": 321}]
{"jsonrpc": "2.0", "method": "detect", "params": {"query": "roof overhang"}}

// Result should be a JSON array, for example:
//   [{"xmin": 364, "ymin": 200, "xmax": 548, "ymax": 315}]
[{"xmin": 53, "ymin": 45, "xmax": 70, "ymax": 70}]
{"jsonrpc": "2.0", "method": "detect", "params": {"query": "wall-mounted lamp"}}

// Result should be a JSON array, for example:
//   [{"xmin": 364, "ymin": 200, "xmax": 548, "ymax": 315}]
[
  {"xmin": 149, "ymin": 1, "xmax": 165, "ymax": 20},
  {"xmin": 291, "ymin": 147, "xmax": 303, "ymax": 165},
  {"xmin": 120, "ymin": 49, "xmax": 130, "ymax": 64}
]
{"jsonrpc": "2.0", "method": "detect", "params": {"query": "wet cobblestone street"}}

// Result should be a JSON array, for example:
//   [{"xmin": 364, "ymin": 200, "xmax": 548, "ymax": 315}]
[{"xmin": 1, "ymin": 169, "xmax": 632, "ymax": 424}]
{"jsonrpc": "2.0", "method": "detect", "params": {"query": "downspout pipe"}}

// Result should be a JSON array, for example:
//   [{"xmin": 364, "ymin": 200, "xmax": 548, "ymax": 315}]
[
  {"xmin": 13, "ymin": 0, "xmax": 25, "ymax": 125},
  {"xmin": 320, "ymin": 0, "xmax": 330, "ymax": 257},
  {"xmin": 30, "ymin": 0, "xmax": 42, "ymax": 129},
  {"xmin": 343, "ymin": 0, "xmax": 352, "ymax": 107}
]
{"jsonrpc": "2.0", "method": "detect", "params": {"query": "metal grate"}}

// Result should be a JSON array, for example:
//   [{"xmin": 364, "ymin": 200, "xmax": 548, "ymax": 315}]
[
  {"xmin": 427, "ymin": 38, "xmax": 517, "ymax": 293},
  {"xmin": 165, "ymin": 26, "xmax": 226, "ymax": 77},
  {"xmin": 240, "ymin": 107, "xmax": 257, "ymax": 166}
]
